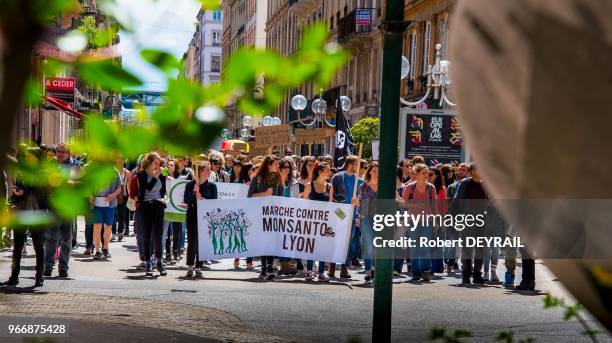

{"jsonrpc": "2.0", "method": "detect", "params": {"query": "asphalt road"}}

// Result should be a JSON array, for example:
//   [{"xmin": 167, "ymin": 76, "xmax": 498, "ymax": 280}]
[{"xmin": 1, "ymin": 221, "xmax": 610, "ymax": 343}]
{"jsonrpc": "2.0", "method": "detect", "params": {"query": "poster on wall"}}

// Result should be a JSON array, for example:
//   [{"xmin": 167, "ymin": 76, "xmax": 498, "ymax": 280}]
[{"xmin": 403, "ymin": 110, "xmax": 462, "ymax": 165}]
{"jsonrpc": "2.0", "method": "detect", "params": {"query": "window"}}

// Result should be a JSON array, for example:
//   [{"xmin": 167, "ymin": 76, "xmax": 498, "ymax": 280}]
[
  {"xmin": 211, "ymin": 55, "xmax": 221, "ymax": 72},
  {"xmin": 438, "ymin": 15, "xmax": 449, "ymax": 59},
  {"xmin": 422, "ymin": 21, "xmax": 431, "ymax": 75},
  {"xmin": 212, "ymin": 30, "xmax": 221, "ymax": 46},
  {"xmin": 213, "ymin": 11, "xmax": 222, "ymax": 21},
  {"xmin": 410, "ymin": 33, "xmax": 417, "ymax": 80}
]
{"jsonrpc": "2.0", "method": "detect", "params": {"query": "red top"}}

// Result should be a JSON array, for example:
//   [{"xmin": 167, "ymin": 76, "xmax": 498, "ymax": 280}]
[
  {"xmin": 436, "ymin": 186, "xmax": 448, "ymax": 215},
  {"xmin": 129, "ymin": 173, "xmax": 140, "ymax": 209}
]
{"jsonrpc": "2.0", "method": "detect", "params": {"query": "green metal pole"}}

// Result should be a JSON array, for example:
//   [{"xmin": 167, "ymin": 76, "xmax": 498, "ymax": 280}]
[{"xmin": 373, "ymin": 1, "xmax": 407, "ymax": 342}]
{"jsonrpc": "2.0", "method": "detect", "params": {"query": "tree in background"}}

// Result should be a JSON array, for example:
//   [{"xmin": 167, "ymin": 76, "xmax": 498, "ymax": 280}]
[{"xmin": 350, "ymin": 117, "xmax": 379, "ymax": 159}]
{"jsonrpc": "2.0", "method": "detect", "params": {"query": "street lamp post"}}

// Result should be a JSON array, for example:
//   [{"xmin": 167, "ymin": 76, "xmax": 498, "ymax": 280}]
[
  {"xmin": 401, "ymin": 43, "xmax": 455, "ymax": 108},
  {"xmin": 291, "ymin": 92, "xmax": 352, "ymax": 156},
  {"xmin": 291, "ymin": 91, "xmax": 353, "ymax": 128}
]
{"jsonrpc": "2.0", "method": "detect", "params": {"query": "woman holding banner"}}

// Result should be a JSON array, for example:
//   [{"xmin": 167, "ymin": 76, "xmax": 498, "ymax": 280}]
[
  {"xmin": 358, "ymin": 162, "xmax": 378, "ymax": 284},
  {"xmin": 233, "ymin": 161, "xmax": 255, "ymax": 269},
  {"xmin": 302, "ymin": 162, "xmax": 332, "ymax": 282},
  {"xmin": 298, "ymin": 156, "xmax": 316, "ymax": 195},
  {"xmin": 247, "ymin": 155, "xmax": 284, "ymax": 280},
  {"xmin": 277, "ymin": 158, "xmax": 301, "ymax": 275},
  {"xmin": 183, "ymin": 161, "xmax": 217, "ymax": 278}
]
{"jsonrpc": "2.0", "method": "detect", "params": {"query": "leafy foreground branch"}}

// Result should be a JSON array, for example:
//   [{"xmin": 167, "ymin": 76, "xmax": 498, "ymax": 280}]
[{"xmin": 1, "ymin": 0, "xmax": 348, "ymax": 226}]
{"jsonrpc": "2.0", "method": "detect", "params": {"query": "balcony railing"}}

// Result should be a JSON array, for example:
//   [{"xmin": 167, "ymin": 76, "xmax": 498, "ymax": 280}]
[{"xmin": 337, "ymin": 8, "xmax": 374, "ymax": 42}]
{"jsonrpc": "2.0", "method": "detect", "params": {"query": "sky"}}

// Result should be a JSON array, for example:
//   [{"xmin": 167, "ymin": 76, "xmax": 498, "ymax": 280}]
[{"xmin": 116, "ymin": 0, "xmax": 201, "ymax": 92}]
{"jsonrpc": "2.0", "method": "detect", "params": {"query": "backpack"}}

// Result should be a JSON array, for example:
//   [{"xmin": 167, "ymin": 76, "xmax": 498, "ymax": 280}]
[{"xmin": 406, "ymin": 182, "xmax": 435, "ymax": 212}]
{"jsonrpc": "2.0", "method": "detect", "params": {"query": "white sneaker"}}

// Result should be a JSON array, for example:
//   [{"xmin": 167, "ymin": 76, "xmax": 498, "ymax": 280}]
[
  {"xmin": 111, "ymin": 234, "xmax": 116, "ymax": 241},
  {"xmin": 305, "ymin": 271, "xmax": 315, "ymax": 281},
  {"xmin": 195, "ymin": 268, "xmax": 203, "ymax": 276},
  {"xmin": 317, "ymin": 272, "xmax": 329, "ymax": 282},
  {"xmin": 393, "ymin": 270, "xmax": 401, "ymax": 277}
]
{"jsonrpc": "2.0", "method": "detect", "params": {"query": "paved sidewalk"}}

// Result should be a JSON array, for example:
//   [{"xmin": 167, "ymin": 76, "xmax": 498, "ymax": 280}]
[{"xmin": 0, "ymin": 292, "xmax": 291, "ymax": 342}]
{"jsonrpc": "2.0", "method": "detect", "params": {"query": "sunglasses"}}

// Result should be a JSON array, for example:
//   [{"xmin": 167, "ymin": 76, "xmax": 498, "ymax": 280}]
[
  {"xmin": 211, "ymin": 161, "xmax": 220, "ymax": 165},
  {"xmin": 232, "ymin": 162, "xmax": 241, "ymax": 166},
  {"xmin": 429, "ymin": 173, "xmax": 434, "ymax": 177},
  {"xmin": 280, "ymin": 166, "xmax": 290, "ymax": 170}
]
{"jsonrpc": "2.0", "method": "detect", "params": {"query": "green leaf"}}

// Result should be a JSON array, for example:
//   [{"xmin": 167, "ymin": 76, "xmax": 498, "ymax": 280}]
[
  {"xmin": 453, "ymin": 329, "xmax": 472, "ymax": 339},
  {"xmin": 198, "ymin": 0, "xmax": 221, "ymax": 10},
  {"xmin": 11, "ymin": 210, "xmax": 56, "ymax": 228},
  {"xmin": 495, "ymin": 331, "xmax": 514, "ymax": 343},
  {"xmin": 542, "ymin": 293, "xmax": 564, "ymax": 309},
  {"xmin": 51, "ymin": 187, "xmax": 88, "ymax": 219},
  {"xmin": 84, "ymin": 115, "xmax": 118, "ymax": 154},
  {"xmin": 141, "ymin": 49, "xmax": 180, "ymax": 74},
  {"xmin": 427, "ymin": 326, "xmax": 446, "ymax": 340},
  {"xmin": 300, "ymin": 23, "xmax": 328, "ymax": 52},
  {"xmin": 77, "ymin": 59, "xmax": 142, "ymax": 91},
  {"xmin": 117, "ymin": 127, "xmax": 157, "ymax": 158},
  {"xmin": 80, "ymin": 162, "xmax": 118, "ymax": 193},
  {"xmin": 563, "ymin": 304, "xmax": 582, "ymax": 321},
  {"xmin": 23, "ymin": 78, "xmax": 43, "ymax": 106}
]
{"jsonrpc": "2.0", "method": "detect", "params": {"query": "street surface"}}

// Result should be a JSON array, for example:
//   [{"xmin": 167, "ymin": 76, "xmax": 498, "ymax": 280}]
[{"xmin": 1, "ymin": 219, "xmax": 610, "ymax": 343}]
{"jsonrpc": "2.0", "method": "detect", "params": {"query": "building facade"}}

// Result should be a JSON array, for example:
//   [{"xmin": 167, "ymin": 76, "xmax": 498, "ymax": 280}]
[
  {"xmin": 221, "ymin": 0, "xmax": 268, "ymax": 136},
  {"xmin": 266, "ymin": 0, "xmax": 385, "ymax": 155},
  {"xmin": 185, "ymin": 9, "xmax": 223, "ymax": 86},
  {"xmin": 401, "ymin": 0, "xmax": 455, "ymax": 108},
  {"xmin": 15, "ymin": 0, "xmax": 120, "ymax": 145}
]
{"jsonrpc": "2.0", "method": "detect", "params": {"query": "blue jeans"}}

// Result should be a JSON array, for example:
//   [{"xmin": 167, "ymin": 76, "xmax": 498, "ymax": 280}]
[
  {"xmin": 178, "ymin": 222, "xmax": 186, "ymax": 250},
  {"xmin": 360, "ymin": 215, "xmax": 376, "ymax": 272},
  {"xmin": 409, "ymin": 226, "xmax": 432, "ymax": 277},
  {"xmin": 306, "ymin": 260, "xmax": 325, "ymax": 273},
  {"xmin": 44, "ymin": 221, "xmax": 72, "ymax": 272},
  {"xmin": 483, "ymin": 246, "xmax": 499, "ymax": 273},
  {"xmin": 344, "ymin": 225, "xmax": 360, "ymax": 266},
  {"xmin": 430, "ymin": 229, "xmax": 445, "ymax": 273}
]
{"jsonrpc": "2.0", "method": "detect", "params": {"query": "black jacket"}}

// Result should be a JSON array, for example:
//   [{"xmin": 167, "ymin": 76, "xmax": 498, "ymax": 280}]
[
  {"xmin": 184, "ymin": 180, "xmax": 218, "ymax": 208},
  {"xmin": 137, "ymin": 170, "xmax": 167, "ymax": 203}
]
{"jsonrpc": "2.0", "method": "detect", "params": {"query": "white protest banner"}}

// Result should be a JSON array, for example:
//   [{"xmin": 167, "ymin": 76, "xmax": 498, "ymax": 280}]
[
  {"xmin": 197, "ymin": 196, "xmax": 353, "ymax": 263},
  {"xmin": 165, "ymin": 177, "xmax": 189, "ymax": 222},
  {"xmin": 215, "ymin": 183, "xmax": 249, "ymax": 199}
]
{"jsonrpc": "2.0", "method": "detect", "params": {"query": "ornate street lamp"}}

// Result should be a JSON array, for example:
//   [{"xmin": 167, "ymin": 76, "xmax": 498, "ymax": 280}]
[
  {"xmin": 291, "ymin": 90, "xmax": 352, "ymax": 128},
  {"xmin": 240, "ymin": 115, "xmax": 253, "ymax": 139},
  {"xmin": 400, "ymin": 43, "xmax": 455, "ymax": 107}
]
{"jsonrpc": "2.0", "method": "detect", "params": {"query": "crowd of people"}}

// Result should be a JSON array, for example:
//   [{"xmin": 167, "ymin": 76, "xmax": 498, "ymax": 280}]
[{"xmin": 1, "ymin": 144, "xmax": 536, "ymax": 291}]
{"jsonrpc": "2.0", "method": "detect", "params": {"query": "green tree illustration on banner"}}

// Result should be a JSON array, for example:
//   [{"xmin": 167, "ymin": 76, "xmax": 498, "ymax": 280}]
[{"xmin": 205, "ymin": 208, "xmax": 251, "ymax": 256}]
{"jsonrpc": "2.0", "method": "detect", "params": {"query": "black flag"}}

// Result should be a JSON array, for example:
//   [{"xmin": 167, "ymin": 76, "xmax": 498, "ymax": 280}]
[{"xmin": 334, "ymin": 103, "xmax": 355, "ymax": 170}]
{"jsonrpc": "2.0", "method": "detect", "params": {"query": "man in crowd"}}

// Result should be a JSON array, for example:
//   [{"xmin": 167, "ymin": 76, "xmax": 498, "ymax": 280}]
[
  {"xmin": 447, "ymin": 163, "xmax": 469, "ymax": 199},
  {"xmin": 330, "ymin": 155, "xmax": 363, "ymax": 279},
  {"xmin": 453, "ymin": 163, "xmax": 489, "ymax": 285},
  {"xmin": 44, "ymin": 143, "xmax": 81, "ymax": 278}
]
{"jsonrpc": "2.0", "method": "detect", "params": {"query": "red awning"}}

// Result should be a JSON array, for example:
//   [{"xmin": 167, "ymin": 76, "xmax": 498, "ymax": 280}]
[{"xmin": 44, "ymin": 96, "xmax": 85, "ymax": 119}]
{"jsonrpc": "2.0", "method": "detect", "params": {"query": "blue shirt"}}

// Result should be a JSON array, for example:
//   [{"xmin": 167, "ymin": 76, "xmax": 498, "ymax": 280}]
[
  {"xmin": 342, "ymin": 173, "xmax": 363, "ymax": 204},
  {"xmin": 341, "ymin": 173, "xmax": 363, "ymax": 223}
]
